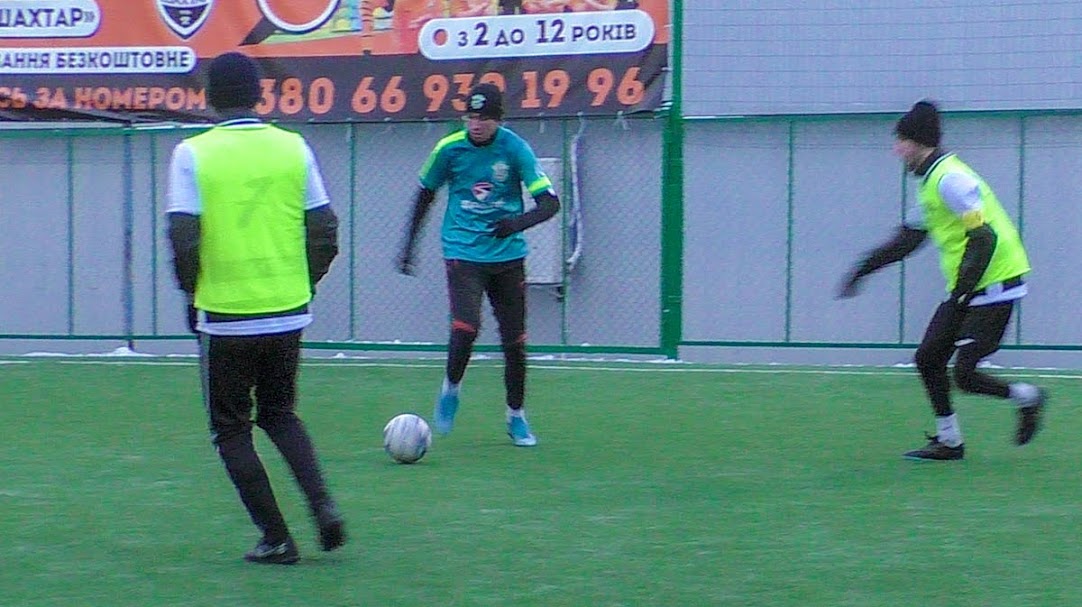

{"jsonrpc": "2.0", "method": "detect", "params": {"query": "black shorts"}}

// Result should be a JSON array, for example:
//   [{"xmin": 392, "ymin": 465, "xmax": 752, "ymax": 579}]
[
  {"xmin": 445, "ymin": 258, "xmax": 526, "ymax": 344},
  {"xmin": 918, "ymin": 299, "xmax": 1014, "ymax": 368}
]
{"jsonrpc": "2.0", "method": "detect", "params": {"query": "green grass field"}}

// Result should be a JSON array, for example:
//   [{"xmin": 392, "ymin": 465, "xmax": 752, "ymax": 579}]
[{"xmin": 3, "ymin": 357, "xmax": 1080, "ymax": 606}]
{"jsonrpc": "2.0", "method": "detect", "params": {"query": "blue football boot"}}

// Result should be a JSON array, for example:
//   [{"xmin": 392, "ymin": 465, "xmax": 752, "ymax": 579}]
[
  {"xmin": 507, "ymin": 413, "xmax": 537, "ymax": 447},
  {"xmin": 433, "ymin": 382, "xmax": 460, "ymax": 436}
]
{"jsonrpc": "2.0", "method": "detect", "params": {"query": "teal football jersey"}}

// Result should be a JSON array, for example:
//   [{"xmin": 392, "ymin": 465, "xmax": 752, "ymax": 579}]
[{"xmin": 419, "ymin": 126, "xmax": 553, "ymax": 263}]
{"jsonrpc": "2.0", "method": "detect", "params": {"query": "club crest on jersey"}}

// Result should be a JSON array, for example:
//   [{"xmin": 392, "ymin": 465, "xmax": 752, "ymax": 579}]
[
  {"xmin": 156, "ymin": 0, "xmax": 213, "ymax": 39},
  {"xmin": 472, "ymin": 182, "xmax": 494, "ymax": 201},
  {"xmin": 491, "ymin": 161, "xmax": 509, "ymax": 183}
]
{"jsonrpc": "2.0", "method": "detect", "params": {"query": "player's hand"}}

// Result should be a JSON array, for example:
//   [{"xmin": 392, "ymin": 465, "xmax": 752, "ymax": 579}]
[
  {"xmin": 836, "ymin": 269, "xmax": 863, "ymax": 299},
  {"xmin": 396, "ymin": 250, "xmax": 416, "ymax": 276},
  {"xmin": 950, "ymin": 289, "xmax": 971, "ymax": 311},
  {"xmin": 492, "ymin": 219, "xmax": 515, "ymax": 239}
]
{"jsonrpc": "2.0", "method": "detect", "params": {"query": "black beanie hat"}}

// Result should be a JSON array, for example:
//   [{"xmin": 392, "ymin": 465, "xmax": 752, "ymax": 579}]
[
  {"xmin": 206, "ymin": 52, "xmax": 261, "ymax": 110},
  {"xmin": 467, "ymin": 83, "xmax": 504, "ymax": 120},
  {"xmin": 895, "ymin": 100, "xmax": 941, "ymax": 148}
]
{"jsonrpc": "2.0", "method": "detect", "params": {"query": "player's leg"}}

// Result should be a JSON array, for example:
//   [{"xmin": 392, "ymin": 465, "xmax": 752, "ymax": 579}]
[
  {"xmin": 486, "ymin": 259, "xmax": 536, "ymax": 447},
  {"xmin": 952, "ymin": 302, "xmax": 1012, "ymax": 398},
  {"xmin": 254, "ymin": 329, "xmax": 345, "ymax": 552},
  {"xmin": 201, "ymin": 333, "xmax": 296, "ymax": 563},
  {"xmin": 436, "ymin": 259, "xmax": 485, "ymax": 435},
  {"xmin": 953, "ymin": 301, "xmax": 1046, "ymax": 445},
  {"xmin": 487, "ymin": 260, "xmax": 527, "ymax": 409},
  {"xmin": 906, "ymin": 301, "xmax": 966, "ymax": 460}
]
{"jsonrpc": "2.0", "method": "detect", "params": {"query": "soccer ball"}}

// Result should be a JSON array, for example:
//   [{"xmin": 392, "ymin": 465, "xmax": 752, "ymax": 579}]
[{"xmin": 382, "ymin": 413, "xmax": 432, "ymax": 464}]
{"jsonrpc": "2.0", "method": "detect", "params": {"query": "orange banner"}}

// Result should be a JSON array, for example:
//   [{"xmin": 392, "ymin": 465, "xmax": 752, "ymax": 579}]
[{"xmin": 0, "ymin": 0, "xmax": 669, "ymax": 122}]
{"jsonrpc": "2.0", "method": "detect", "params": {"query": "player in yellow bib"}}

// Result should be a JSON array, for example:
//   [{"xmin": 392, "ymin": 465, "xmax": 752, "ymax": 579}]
[
  {"xmin": 167, "ymin": 52, "xmax": 344, "ymax": 563},
  {"xmin": 838, "ymin": 100, "xmax": 1046, "ymax": 461}
]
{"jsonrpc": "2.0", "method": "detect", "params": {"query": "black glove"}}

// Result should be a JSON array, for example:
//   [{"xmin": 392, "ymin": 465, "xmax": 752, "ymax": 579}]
[
  {"xmin": 396, "ymin": 249, "xmax": 416, "ymax": 276},
  {"xmin": 186, "ymin": 299, "xmax": 198, "ymax": 334},
  {"xmin": 836, "ymin": 268, "xmax": 864, "ymax": 299},
  {"xmin": 492, "ymin": 219, "xmax": 515, "ymax": 239}
]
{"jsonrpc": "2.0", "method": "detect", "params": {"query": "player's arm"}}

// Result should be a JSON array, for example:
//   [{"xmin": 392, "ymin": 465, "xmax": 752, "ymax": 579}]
[
  {"xmin": 164, "ymin": 143, "xmax": 200, "ymax": 333},
  {"xmin": 306, "ymin": 206, "xmax": 338, "ymax": 288},
  {"xmin": 398, "ymin": 144, "xmax": 447, "ymax": 275},
  {"xmin": 953, "ymin": 224, "xmax": 996, "ymax": 304},
  {"xmin": 301, "ymin": 142, "xmax": 339, "ymax": 290},
  {"xmin": 167, "ymin": 214, "xmax": 200, "ymax": 295},
  {"xmin": 940, "ymin": 172, "xmax": 996, "ymax": 306},
  {"xmin": 493, "ymin": 144, "xmax": 561, "ymax": 238},
  {"xmin": 398, "ymin": 186, "xmax": 437, "ymax": 275},
  {"xmin": 493, "ymin": 191, "xmax": 560, "ymax": 238},
  {"xmin": 837, "ymin": 225, "xmax": 928, "ymax": 299},
  {"xmin": 165, "ymin": 143, "xmax": 200, "ymax": 297}
]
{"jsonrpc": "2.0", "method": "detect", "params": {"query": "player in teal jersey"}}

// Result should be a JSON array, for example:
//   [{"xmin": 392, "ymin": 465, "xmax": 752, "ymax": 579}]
[{"xmin": 397, "ymin": 83, "xmax": 561, "ymax": 447}]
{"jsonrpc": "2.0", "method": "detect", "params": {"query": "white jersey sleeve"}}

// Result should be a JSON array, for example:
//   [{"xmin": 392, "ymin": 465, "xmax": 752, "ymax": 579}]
[
  {"xmin": 166, "ymin": 142, "xmax": 200, "ymax": 215},
  {"xmin": 302, "ymin": 140, "xmax": 331, "ymax": 210},
  {"xmin": 938, "ymin": 171, "xmax": 983, "ymax": 218}
]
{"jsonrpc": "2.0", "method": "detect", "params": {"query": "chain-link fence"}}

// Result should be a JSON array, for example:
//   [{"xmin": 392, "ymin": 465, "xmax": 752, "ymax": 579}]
[
  {"xmin": 7, "ymin": 110, "xmax": 1082, "ymax": 362},
  {"xmin": 680, "ymin": 111, "xmax": 1082, "ymax": 366},
  {"xmin": 0, "ymin": 115, "xmax": 667, "ymax": 355}
]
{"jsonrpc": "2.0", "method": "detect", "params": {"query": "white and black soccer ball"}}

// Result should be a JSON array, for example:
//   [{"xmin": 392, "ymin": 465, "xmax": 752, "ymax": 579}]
[{"xmin": 382, "ymin": 413, "xmax": 432, "ymax": 464}]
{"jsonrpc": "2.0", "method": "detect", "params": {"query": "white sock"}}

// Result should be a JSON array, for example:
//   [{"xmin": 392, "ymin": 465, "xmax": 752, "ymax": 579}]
[
  {"xmin": 506, "ymin": 407, "xmax": 525, "ymax": 421},
  {"xmin": 935, "ymin": 414, "xmax": 963, "ymax": 447},
  {"xmin": 442, "ymin": 377, "xmax": 460, "ymax": 394},
  {"xmin": 1009, "ymin": 382, "xmax": 1039, "ymax": 407}
]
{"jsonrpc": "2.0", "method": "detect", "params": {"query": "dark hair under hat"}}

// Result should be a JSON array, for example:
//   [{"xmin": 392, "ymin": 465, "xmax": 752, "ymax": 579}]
[
  {"xmin": 466, "ymin": 83, "xmax": 504, "ymax": 120},
  {"xmin": 206, "ymin": 52, "xmax": 261, "ymax": 111},
  {"xmin": 895, "ymin": 100, "xmax": 941, "ymax": 148}
]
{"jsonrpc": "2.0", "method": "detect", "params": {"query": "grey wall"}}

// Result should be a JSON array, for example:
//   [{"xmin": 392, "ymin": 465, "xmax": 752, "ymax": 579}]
[
  {"xmin": 1, "ymin": 132, "xmax": 132, "ymax": 336},
  {"xmin": 0, "ymin": 136, "xmax": 72, "ymax": 335},
  {"xmin": 682, "ymin": 1, "xmax": 1082, "ymax": 116},
  {"xmin": 682, "ymin": 112, "xmax": 1082, "ymax": 364}
]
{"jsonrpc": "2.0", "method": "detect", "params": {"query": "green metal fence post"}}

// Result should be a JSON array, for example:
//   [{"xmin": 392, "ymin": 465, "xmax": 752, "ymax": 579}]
[
  {"xmin": 1016, "ymin": 114, "xmax": 1026, "ymax": 345},
  {"xmin": 898, "ymin": 164, "xmax": 908, "ymax": 343},
  {"xmin": 149, "ymin": 132, "xmax": 160, "ymax": 335},
  {"xmin": 122, "ymin": 128, "xmax": 135, "ymax": 349},
  {"xmin": 349, "ymin": 123, "xmax": 358, "ymax": 340},
  {"xmin": 784, "ymin": 120, "xmax": 794, "ymax": 342},
  {"xmin": 66, "ymin": 133, "xmax": 76, "ymax": 335},
  {"xmin": 659, "ymin": 0, "xmax": 684, "ymax": 359}
]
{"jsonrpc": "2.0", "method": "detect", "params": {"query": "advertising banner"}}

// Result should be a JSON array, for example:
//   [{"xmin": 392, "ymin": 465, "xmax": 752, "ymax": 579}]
[{"xmin": 0, "ymin": 0, "xmax": 669, "ymax": 122}]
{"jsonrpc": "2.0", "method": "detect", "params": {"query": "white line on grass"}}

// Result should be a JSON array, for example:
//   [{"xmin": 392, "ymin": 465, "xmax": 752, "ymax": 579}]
[{"xmin": 10, "ymin": 358, "xmax": 1082, "ymax": 380}]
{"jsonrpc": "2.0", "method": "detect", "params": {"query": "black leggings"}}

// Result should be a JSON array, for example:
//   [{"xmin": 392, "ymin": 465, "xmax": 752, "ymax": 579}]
[
  {"xmin": 914, "ymin": 300, "xmax": 1014, "ymax": 416},
  {"xmin": 200, "ymin": 330, "xmax": 331, "ymax": 539},
  {"xmin": 444, "ymin": 258, "xmax": 527, "ymax": 406}
]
